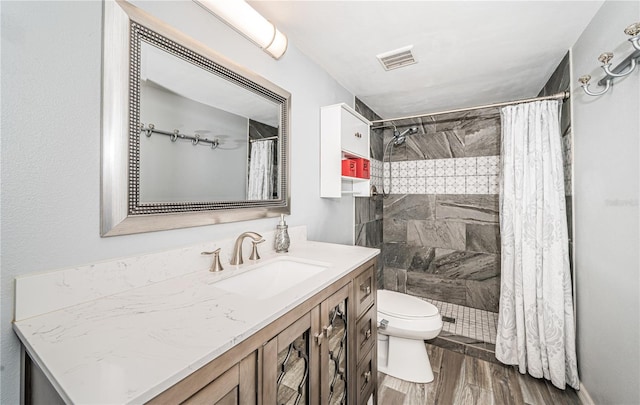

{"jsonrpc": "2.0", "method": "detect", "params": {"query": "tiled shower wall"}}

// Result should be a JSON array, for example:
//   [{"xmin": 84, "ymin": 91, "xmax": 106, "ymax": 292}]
[
  {"xmin": 377, "ymin": 107, "xmax": 502, "ymax": 312},
  {"xmin": 356, "ymin": 98, "xmax": 502, "ymax": 312},
  {"xmin": 382, "ymin": 193, "xmax": 501, "ymax": 311}
]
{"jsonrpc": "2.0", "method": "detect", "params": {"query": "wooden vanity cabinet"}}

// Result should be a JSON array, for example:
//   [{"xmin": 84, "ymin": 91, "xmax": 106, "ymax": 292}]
[
  {"xmin": 319, "ymin": 284, "xmax": 350, "ymax": 405},
  {"xmin": 263, "ymin": 309, "xmax": 317, "ymax": 404},
  {"xmin": 24, "ymin": 259, "xmax": 377, "ymax": 405},
  {"xmin": 182, "ymin": 260, "xmax": 375, "ymax": 405},
  {"xmin": 352, "ymin": 265, "xmax": 377, "ymax": 405},
  {"xmin": 147, "ymin": 349, "xmax": 259, "ymax": 405},
  {"xmin": 261, "ymin": 283, "xmax": 353, "ymax": 405},
  {"xmin": 148, "ymin": 259, "xmax": 378, "ymax": 405},
  {"xmin": 182, "ymin": 352, "xmax": 258, "ymax": 405}
]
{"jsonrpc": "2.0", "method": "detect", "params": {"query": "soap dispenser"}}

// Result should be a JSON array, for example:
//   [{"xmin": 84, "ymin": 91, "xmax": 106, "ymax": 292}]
[{"xmin": 274, "ymin": 214, "xmax": 290, "ymax": 253}]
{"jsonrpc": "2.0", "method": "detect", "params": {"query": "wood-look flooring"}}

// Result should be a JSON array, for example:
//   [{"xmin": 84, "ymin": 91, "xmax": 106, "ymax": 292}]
[{"xmin": 378, "ymin": 343, "xmax": 582, "ymax": 405}]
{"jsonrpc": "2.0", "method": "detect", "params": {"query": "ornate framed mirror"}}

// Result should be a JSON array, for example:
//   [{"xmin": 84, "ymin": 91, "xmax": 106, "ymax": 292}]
[{"xmin": 101, "ymin": 0, "xmax": 290, "ymax": 236}]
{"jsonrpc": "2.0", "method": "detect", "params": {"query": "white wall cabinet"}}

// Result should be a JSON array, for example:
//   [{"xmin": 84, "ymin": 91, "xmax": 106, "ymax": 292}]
[{"xmin": 320, "ymin": 103, "xmax": 371, "ymax": 198}]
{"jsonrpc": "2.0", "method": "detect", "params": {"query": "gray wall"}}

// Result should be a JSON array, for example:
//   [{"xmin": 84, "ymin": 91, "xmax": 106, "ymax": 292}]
[
  {"xmin": 572, "ymin": 1, "xmax": 639, "ymax": 403},
  {"xmin": 354, "ymin": 98, "xmax": 384, "ymax": 287},
  {"xmin": 0, "ymin": 2, "xmax": 354, "ymax": 403}
]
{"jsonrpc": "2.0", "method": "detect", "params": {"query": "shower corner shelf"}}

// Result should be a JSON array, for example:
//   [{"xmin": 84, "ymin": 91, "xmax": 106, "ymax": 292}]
[{"xmin": 320, "ymin": 103, "xmax": 371, "ymax": 198}]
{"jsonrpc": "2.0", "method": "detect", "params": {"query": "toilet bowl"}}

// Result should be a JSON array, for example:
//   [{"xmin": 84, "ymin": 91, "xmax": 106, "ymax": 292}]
[{"xmin": 377, "ymin": 290, "xmax": 443, "ymax": 383}]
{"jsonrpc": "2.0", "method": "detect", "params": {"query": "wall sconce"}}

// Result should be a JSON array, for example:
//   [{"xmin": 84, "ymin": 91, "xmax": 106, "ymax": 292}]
[
  {"xmin": 194, "ymin": 0, "xmax": 288, "ymax": 59},
  {"xmin": 579, "ymin": 22, "xmax": 640, "ymax": 96}
]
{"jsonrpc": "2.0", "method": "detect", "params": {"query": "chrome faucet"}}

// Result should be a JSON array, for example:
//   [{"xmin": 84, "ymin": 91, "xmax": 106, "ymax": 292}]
[{"xmin": 230, "ymin": 232, "xmax": 264, "ymax": 265}]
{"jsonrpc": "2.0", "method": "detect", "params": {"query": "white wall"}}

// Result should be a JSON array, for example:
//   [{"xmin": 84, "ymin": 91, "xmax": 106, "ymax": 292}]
[
  {"xmin": 0, "ymin": 2, "xmax": 354, "ymax": 403},
  {"xmin": 571, "ymin": 1, "xmax": 639, "ymax": 403},
  {"xmin": 140, "ymin": 82, "xmax": 248, "ymax": 202}
]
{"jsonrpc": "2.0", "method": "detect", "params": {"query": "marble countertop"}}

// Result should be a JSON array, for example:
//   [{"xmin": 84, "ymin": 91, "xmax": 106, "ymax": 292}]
[{"xmin": 13, "ymin": 240, "xmax": 379, "ymax": 404}]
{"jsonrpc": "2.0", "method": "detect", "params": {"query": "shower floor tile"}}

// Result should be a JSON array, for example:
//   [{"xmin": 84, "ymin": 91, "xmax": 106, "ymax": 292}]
[{"xmin": 423, "ymin": 298, "xmax": 498, "ymax": 345}]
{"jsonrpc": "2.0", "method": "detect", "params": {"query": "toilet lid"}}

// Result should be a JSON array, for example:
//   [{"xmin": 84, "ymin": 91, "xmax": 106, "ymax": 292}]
[{"xmin": 378, "ymin": 290, "xmax": 439, "ymax": 319}]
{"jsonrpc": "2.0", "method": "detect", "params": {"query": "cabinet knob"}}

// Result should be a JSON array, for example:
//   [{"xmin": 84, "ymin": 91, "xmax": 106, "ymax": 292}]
[
  {"xmin": 363, "ymin": 370, "xmax": 371, "ymax": 384},
  {"xmin": 323, "ymin": 325, "xmax": 333, "ymax": 338},
  {"xmin": 360, "ymin": 283, "xmax": 371, "ymax": 296},
  {"xmin": 364, "ymin": 328, "xmax": 371, "ymax": 340},
  {"xmin": 354, "ymin": 132, "xmax": 362, "ymax": 138}
]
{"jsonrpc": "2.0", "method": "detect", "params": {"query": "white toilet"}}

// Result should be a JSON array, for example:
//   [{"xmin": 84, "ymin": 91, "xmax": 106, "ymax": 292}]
[{"xmin": 377, "ymin": 290, "xmax": 443, "ymax": 383}]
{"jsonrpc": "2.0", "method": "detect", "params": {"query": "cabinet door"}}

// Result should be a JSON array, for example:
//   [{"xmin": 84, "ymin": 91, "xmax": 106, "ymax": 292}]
[
  {"xmin": 264, "ymin": 311, "xmax": 318, "ymax": 405},
  {"xmin": 340, "ymin": 110, "xmax": 369, "ymax": 158},
  {"xmin": 319, "ymin": 285, "xmax": 350, "ymax": 405},
  {"xmin": 182, "ymin": 352, "xmax": 257, "ymax": 405}
]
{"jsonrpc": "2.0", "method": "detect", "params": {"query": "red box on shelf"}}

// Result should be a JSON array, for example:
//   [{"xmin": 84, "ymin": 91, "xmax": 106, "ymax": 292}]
[
  {"xmin": 341, "ymin": 159, "xmax": 356, "ymax": 177},
  {"xmin": 354, "ymin": 158, "xmax": 370, "ymax": 179}
]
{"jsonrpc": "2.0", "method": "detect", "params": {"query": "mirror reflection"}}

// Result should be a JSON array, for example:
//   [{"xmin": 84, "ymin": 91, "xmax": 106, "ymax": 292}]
[
  {"xmin": 101, "ymin": 1, "xmax": 291, "ymax": 236},
  {"xmin": 138, "ymin": 41, "xmax": 281, "ymax": 202}
]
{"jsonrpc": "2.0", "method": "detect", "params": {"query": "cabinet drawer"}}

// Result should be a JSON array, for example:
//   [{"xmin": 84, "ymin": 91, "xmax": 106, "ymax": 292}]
[
  {"xmin": 341, "ymin": 109, "xmax": 369, "ymax": 157},
  {"xmin": 356, "ymin": 346, "xmax": 375, "ymax": 405},
  {"xmin": 356, "ymin": 305, "xmax": 376, "ymax": 364},
  {"xmin": 354, "ymin": 266, "xmax": 375, "ymax": 317}
]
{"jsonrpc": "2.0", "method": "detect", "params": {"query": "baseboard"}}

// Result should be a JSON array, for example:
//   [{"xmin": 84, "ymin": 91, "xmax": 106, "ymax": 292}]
[{"xmin": 577, "ymin": 382, "xmax": 595, "ymax": 405}]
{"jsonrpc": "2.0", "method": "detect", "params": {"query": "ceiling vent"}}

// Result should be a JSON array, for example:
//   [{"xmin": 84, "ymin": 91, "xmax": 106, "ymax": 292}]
[{"xmin": 376, "ymin": 45, "xmax": 417, "ymax": 71}]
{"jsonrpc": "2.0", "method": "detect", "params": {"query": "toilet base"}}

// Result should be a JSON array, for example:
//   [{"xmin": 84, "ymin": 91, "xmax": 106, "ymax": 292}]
[{"xmin": 378, "ymin": 335, "xmax": 434, "ymax": 383}]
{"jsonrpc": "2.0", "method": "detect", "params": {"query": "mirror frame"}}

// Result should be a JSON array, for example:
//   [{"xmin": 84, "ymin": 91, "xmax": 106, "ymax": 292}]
[{"xmin": 101, "ymin": 0, "xmax": 291, "ymax": 236}]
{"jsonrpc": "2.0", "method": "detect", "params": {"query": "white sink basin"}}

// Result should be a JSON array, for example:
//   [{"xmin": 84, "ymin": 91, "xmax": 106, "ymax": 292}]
[{"xmin": 213, "ymin": 257, "xmax": 330, "ymax": 300}]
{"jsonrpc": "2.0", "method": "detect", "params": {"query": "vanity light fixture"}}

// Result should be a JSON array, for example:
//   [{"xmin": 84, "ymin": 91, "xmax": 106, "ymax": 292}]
[{"xmin": 194, "ymin": 0, "xmax": 288, "ymax": 59}]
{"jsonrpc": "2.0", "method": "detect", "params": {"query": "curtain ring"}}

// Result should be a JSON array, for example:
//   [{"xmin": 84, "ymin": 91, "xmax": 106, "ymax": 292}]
[
  {"xmin": 192, "ymin": 134, "xmax": 200, "ymax": 145},
  {"xmin": 211, "ymin": 139, "xmax": 219, "ymax": 149},
  {"xmin": 171, "ymin": 129, "xmax": 178, "ymax": 142}
]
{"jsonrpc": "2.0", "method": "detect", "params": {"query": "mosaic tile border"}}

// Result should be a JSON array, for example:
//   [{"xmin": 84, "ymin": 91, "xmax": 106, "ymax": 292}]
[
  {"xmin": 371, "ymin": 148, "xmax": 571, "ymax": 196},
  {"xmin": 370, "ymin": 157, "xmax": 500, "ymax": 195}
]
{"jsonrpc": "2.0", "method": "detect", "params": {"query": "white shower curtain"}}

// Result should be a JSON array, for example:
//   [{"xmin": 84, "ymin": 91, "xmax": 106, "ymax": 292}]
[
  {"xmin": 496, "ymin": 100, "xmax": 579, "ymax": 390},
  {"xmin": 248, "ymin": 140, "xmax": 274, "ymax": 200}
]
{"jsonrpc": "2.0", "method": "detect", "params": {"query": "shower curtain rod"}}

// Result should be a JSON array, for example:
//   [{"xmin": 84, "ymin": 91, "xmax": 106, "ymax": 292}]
[
  {"xmin": 370, "ymin": 91, "xmax": 570, "ymax": 128},
  {"xmin": 249, "ymin": 136, "xmax": 278, "ymax": 143}
]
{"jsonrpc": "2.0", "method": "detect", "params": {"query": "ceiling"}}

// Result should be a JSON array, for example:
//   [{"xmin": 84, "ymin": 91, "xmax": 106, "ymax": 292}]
[{"xmin": 249, "ymin": 1, "xmax": 604, "ymax": 119}]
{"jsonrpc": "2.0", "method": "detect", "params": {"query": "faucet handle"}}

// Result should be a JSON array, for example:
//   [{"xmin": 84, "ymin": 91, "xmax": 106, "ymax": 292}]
[
  {"xmin": 249, "ymin": 239, "xmax": 265, "ymax": 261},
  {"xmin": 201, "ymin": 248, "xmax": 224, "ymax": 272}
]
